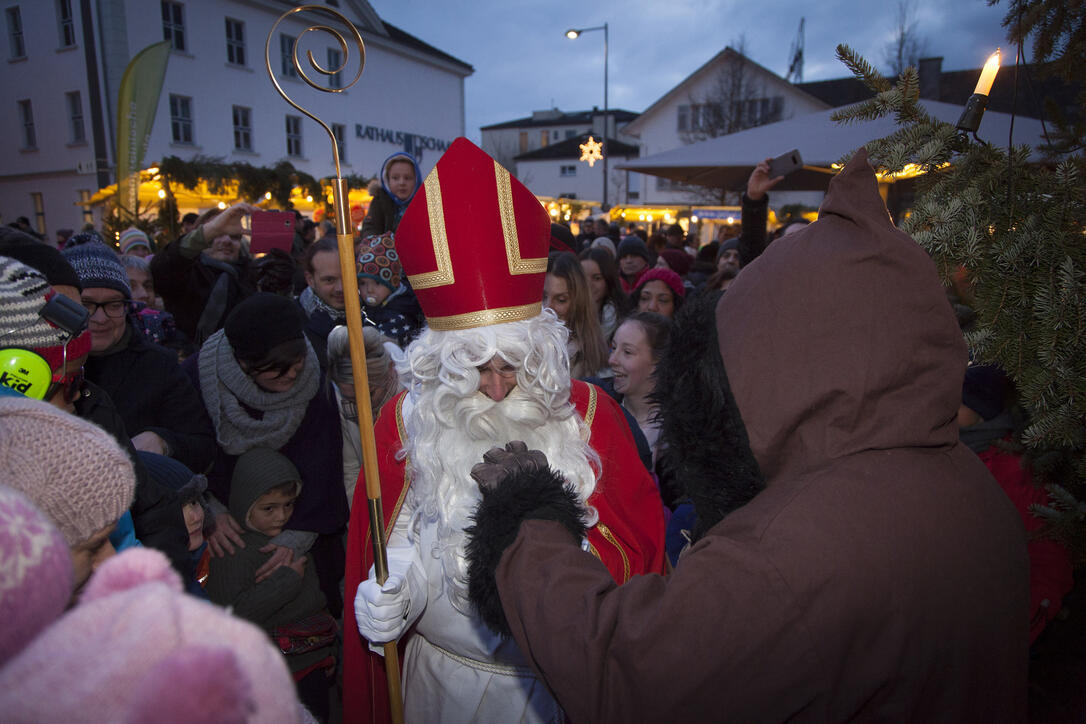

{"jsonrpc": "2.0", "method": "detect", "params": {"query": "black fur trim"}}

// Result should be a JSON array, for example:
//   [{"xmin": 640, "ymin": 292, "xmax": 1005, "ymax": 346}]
[
  {"xmin": 465, "ymin": 465, "xmax": 587, "ymax": 637},
  {"xmin": 653, "ymin": 288, "xmax": 766, "ymax": 541}
]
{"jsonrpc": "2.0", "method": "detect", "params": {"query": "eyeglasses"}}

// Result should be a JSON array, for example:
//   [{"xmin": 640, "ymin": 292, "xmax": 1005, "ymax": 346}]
[
  {"xmin": 46, "ymin": 366, "xmax": 84, "ymax": 405},
  {"xmin": 248, "ymin": 358, "xmax": 304, "ymax": 379},
  {"xmin": 82, "ymin": 300, "xmax": 131, "ymax": 318}
]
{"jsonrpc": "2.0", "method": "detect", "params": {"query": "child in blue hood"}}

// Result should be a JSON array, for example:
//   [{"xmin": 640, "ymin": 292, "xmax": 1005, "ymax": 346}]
[{"xmin": 362, "ymin": 152, "xmax": 421, "ymax": 235}]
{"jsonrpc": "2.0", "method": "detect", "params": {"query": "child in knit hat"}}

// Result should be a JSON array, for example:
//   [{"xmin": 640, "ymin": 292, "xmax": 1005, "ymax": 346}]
[
  {"xmin": 356, "ymin": 232, "xmax": 425, "ymax": 347},
  {"xmin": 0, "ymin": 396, "xmax": 137, "ymax": 594},
  {"xmin": 119, "ymin": 227, "xmax": 153, "ymax": 257},
  {"xmin": 206, "ymin": 447, "xmax": 337, "ymax": 721},
  {"xmin": 0, "ymin": 547, "xmax": 311, "ymax": 723}
]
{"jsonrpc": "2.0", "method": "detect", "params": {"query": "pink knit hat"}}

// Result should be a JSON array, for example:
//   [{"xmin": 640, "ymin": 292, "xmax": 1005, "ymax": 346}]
[
  {"xmin": 0, "ymin": 485, "xmax": 73, "ymax": 665},
  {"xmin": 636, "ymin": 267, "xmax": 686, "ymax": 299},
  {"xmin": 0, "ymin": 548, "xmax": 307, "ymax": 723},
  {"xmin": 0, "ymin": 396, "xmax": 135, "ymax": 546}
]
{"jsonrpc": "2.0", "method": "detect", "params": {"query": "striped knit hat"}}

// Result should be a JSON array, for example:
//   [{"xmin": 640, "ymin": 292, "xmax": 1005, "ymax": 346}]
[
  {"xmin": 0, "ymin": 256, "xmax": 91, "ymax": 371},
  {"xmin": 0, "ymin": 396, "xmax": 136, "ymax": 547},
  {"xmin": 63, "ymin": 241, "xmax": 131, "ymax": 298},
  {"xmin": 119, "ymin": 227, "xmax": 152, "ymax": 255}
]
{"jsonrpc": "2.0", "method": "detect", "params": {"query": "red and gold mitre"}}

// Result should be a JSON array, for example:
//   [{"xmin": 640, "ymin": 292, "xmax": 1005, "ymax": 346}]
[{"xmin": 395, "ymin": 137, "xmax": 550, "ymax": 331}]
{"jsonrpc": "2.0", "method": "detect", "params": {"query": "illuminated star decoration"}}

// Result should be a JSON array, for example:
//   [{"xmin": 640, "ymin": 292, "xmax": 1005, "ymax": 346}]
[{"xmin": 579, "ymin": 136, "xmax": 604, "ymax": 167}]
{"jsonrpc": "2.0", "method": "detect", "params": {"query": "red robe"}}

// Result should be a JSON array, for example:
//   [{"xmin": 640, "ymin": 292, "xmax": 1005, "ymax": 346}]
[{"xmin": 342, "ymin": 380, "xmax": 666, "ymax": 723}]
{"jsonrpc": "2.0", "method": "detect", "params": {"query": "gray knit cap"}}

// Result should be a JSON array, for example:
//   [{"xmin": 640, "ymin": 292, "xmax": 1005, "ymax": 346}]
[
  {"xmin": 0, "ymin": 397, "xmax": 136, "ymax": 546},
  {"xmin": 62, "ymin": 242, "xmax": 131, "ymax": 298}
]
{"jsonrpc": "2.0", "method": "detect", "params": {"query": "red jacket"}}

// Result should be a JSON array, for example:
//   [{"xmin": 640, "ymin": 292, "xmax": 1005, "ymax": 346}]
[{"xmin": 341, "ymin": 380, "xmax": 666, "ymax": 723}]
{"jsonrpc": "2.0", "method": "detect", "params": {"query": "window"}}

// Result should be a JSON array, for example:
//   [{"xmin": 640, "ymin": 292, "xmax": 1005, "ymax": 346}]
[
  {"xmin": 327, "ymin": 47, "xmax": 342, "ymax": 89},
  {"xmin": 57, "ymin": 0, "xmax": 76, "ymax": 48},
  {"xmin": 518, "ymin": 131, "xmax": 528, "ymax": 153},
  {"xmin": 540, "ymin": 130, "xmax": 549, "ymax": 147},
  {"xmin": 161, "ymin": 1, "xmax": 185, "ymax": 51},
  {"xmin": 66, "ymin": 91, "xmax": 85, "ymax": 143},
  {"xmin": 17, "ymin": 100, "xmax": 35, "ymax": 148},
  {"xmin": 280, "ymin": 34, "xmax": 297, "ymax": 78},
  {"xmin": 560, "ymin": 165, "xmax": 577, "ymax": 177},
  {"xmin": 552, "ymin": 130, "xmax": 559, "ymax": 141},
  {"xmin": 232, "ymin": 105, "xmax": 251, "ymax": 151},
  {"xmin": 6, "ymin": 7, "xmax": 25, "ymax": 58},
  {"xmin": 169, "ymin": 94, "xmax": 193, "ymax": 144},
  {"xmin": 285, "ymin": 115, "xmax": 302, "ymax": 157},
  {"xmin": 31, "ymin": 192, "xmax": 45, "ymax": 234},
  {"xmin": 79, "ymin": 190, "xmax": 93, "ymax": 224},
  {"xmin": 225, "ymin": 18, "xmax": 245, "ymax": 66},
  {"xmin": 332, "ymin": 122, "xmax": 346, "ymax": 161},
  {"xmin": 565, "ymin": 129, "xmax": 577, "ymax": 139},
  {"xmin": 677, "ymin": 105, "xmax": 689, "ymax": 132}
]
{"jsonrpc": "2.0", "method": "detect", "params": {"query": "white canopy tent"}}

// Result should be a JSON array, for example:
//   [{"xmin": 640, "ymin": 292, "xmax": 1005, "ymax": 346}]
[{"xmin": 618, "ymin": 100, "xmax": 1051, "ymax": 191}]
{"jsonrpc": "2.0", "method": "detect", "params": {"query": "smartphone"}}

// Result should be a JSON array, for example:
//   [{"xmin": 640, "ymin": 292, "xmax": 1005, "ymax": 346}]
[
  {"xmin": 768, "ymin": 149, "xmax": 804, "ymax": 179},
  {"xmin": 250, "ymin": 210, "xmax": 295, "ymax": 256}
]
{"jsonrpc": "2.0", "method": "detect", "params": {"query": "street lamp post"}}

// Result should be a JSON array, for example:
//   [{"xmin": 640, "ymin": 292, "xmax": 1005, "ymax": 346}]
[{"xmin": 565, "ymin": 22, "xmax": 608, "ymax": 210}]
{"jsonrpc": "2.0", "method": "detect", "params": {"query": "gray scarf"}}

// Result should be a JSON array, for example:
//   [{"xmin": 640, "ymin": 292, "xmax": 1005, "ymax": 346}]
[{"xmin": 198, "ymin": 329, "xmax": 320, "ymax": 455}]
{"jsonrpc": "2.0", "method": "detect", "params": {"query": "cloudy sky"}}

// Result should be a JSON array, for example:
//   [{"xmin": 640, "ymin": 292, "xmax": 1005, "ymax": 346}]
[{"xmin": 368, "ymin": 0, "xmax": 1014, "ymax": 141}]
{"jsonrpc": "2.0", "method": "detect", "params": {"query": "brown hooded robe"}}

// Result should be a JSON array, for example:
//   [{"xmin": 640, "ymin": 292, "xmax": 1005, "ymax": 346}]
[{"xmin": 490, "ymin": 150, "xmax": 1029, "ymax": 722}]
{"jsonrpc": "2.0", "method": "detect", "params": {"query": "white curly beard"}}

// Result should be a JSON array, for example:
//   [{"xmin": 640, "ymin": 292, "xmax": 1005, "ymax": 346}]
[{"xmin": 395, "ymin": 312, "xmax": 600, "ymax": 614}]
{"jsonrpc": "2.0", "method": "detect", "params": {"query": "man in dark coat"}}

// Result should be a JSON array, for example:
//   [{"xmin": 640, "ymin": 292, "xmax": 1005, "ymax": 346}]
[
  {"xmin": 465, "ymin": 149, "xmax": 1029, "ymax": 722},
  {"xmin": 150, "ymin": 203, "xmax": 255, "ymax": 344}
]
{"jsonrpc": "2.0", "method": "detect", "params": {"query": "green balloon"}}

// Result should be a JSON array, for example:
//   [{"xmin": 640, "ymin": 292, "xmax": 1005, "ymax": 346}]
[{"xmin": 0, "ymin": 348, "xmax": 53, "ymax": 400}]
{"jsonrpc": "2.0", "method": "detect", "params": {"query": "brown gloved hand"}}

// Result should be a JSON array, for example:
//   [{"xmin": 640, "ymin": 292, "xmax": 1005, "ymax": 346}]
[{"xmin": 470, "ymin": 441, "xmax": 550, "ymax": 492}]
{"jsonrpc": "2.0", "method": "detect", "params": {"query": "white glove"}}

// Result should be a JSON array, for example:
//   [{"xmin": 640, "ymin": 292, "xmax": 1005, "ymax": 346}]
[{"xmin": 354, "ymin": 543, "xmax": 426, "ymax": 644}]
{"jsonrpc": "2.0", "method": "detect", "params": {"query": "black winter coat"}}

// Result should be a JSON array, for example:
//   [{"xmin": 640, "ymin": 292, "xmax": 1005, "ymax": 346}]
[{"xmin": 84, "ymin": 324, "xmax": 215, "ymax": 473}]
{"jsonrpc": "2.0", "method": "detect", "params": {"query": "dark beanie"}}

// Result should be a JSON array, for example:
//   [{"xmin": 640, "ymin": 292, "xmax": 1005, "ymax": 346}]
[
  {"xmin": 137, "ymin": 451, "xmax": 207, "ymax": 502},
  {"xmin": 718, "ymin": 238, "xmax": 740, "ymax": 257},
  {"xmin": 224, "ymin": 292, "xmax": 305, "ymax": 362},
  {"xmin": 549, "ymin": 223, "xmax": 576, "ymax": 254},
  {"xmin": 62, "ymin": 242, "xmax": 131, "ymax": 298},
  {"xmin": 0, "ymin": 229, "xmax": 82, "ymax": 290},
  {"xmin": 658, "ymin": 249, "xmax": 693, "ymax": 277},
  {"xmin": 617, "ymin": 236, "xmax": 652, "ymax": 264},
  {"xmin": 962, "ymin": 364, "xmax": 1008, "ymax": 421}
]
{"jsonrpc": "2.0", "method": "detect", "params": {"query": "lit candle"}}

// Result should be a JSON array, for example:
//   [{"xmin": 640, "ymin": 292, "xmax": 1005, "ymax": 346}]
[{"xmin": 974, "ymin": 49, "xmax": 1001, "ymax": 96}]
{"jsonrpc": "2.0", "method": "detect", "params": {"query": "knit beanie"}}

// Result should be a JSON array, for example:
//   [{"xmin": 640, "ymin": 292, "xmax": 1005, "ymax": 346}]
[
  {"xmin": 0, "ymin": 484, "xmax": 73, "ymax": 665},
  {"xmin": 0, "ymin": 256, "xmax": 92, "ymax": 376},
  {"xmin": 0, "ymin": 548, "xmax": 305, "ymax": 723},
  {"xmin": 591, "ymin": 236, "xmax": 617, "ymax": 257},
  {"xmin": 63, "ymin": 241, "xmax": 131, "ymax": 298},
  {"xmin": 549, "ymin": 223, "xmax": 576, "ymax": 254},
  {"xmin": 0, "ymin": 228, "xmax": 83, "ymax": 290},
  {"xmin": 0, "ymin": 397, "xmax": 136, "ymax": 546},
  {"xmin": 636, "ymin": 267, "xmax": 686, "ymax": 299},
  {"xmin": 962, "ymin": 364, "xmax": 1008, "ymax": 421},
  {"xmin": 658, "ymin": 249, "xmax": 693, "ymax": 277},
  {"xmin": 63, "ymin": 229, "xmax": 108, "ymax": 249},
  {"xmin": 119, "ymin": 227, "xmax": 152, "ymax": 255},
  {"xmin": 617, "ymin": 236, "xmax": 652, "ymax": 264},
  {"xmin": 139, "ymin": 451, "xmax": 207, "ymax": 503},
  {"xmin": 718, "ymin": 238, "xmax": 740, "ymax": 257},
  {"xmin": 357, "ymin": 232, "xmax": 402, "ymax": 292},
  {"xmin": 223, "ymin": 292, "xmax": 305, "ymax": 363}
]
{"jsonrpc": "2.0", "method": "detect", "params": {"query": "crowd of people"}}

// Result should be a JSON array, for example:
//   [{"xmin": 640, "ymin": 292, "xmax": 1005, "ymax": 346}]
[{"xmin": 0, "ymin": 140, "xmax": 1073, "ymax": 722}]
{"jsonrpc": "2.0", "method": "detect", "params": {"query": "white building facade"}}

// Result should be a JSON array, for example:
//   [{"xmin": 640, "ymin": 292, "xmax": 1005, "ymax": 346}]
[
  {"xmin": 619, "ymin": 47, "xmax": 828, "ymax": 207},
  {"xmin": 1, "ymin": 0, "xmax": 472, "ymax": 236},
  {"xmin": 513, "ymin": 134, "xmax": 638, "ymax": 205}
]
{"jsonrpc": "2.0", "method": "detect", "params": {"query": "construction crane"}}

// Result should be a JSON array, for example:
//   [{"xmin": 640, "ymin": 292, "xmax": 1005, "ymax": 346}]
[{"xmin": 786, "ymin": 17, "xmax": 805, "ymax": 83}]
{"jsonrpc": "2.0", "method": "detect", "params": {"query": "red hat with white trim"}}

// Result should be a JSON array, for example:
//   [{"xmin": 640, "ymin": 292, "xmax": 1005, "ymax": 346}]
[{"xmin": 394, "ymin": 138, "xmax": 550, "ymax": 331}]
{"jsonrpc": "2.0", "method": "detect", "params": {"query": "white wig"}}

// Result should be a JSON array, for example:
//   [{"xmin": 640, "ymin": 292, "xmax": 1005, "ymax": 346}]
[{"xmin": 394, "ymin": 309, "xmax": 600, "ymax": 613}]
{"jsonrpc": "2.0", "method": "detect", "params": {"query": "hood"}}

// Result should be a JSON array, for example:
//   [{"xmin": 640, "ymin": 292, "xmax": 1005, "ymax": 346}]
[
  {"xmin": 716, "ymin": 149, "xmax": 966, "ymax": 483},
  {"xmin": 227, "ymin": 448, "xmax": 302, "ymax": 528},
  {"xmin": 379, "ymin": 151, "xmax": 422, "ymax": 207}
]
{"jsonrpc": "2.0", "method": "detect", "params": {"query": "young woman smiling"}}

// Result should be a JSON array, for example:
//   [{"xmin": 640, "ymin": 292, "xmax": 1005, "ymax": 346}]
[{"xmin": 609, "ymin": 312, "xmax": 672, "ymax": 465}]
